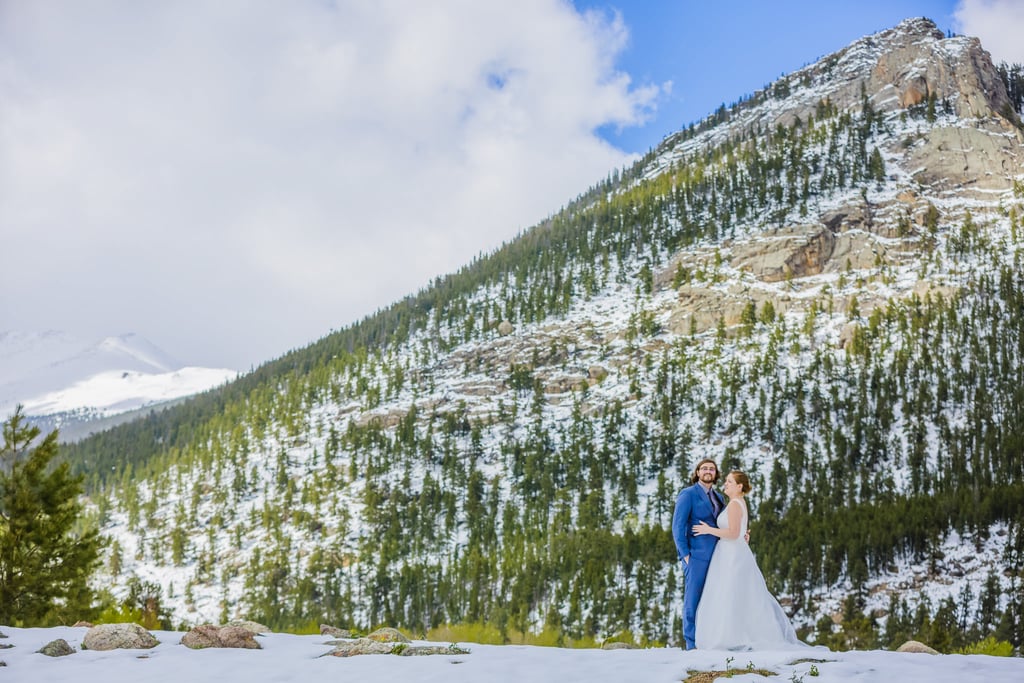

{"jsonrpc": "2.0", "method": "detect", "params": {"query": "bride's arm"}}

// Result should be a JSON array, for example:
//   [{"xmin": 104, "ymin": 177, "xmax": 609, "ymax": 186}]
[{"xmin": 691, "ymin": 500, "xmax": 743, "ymax": 540}]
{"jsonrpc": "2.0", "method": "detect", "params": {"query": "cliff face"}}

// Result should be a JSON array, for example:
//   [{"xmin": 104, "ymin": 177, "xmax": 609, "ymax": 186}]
[
  {"xmin": 861, "ymin": 18, "xmax": 1013, "ymax": 121},
  {"xmin": 689, "ymin": 17, "xmax": 1018, "ymax": 139},
  {"xmin": 860, "ymin": 19, "xmax": 1024, "ymax": 191},
  {"xmin": 907, "ymin": 124, "xmax": 1022, "ymax": 190}
]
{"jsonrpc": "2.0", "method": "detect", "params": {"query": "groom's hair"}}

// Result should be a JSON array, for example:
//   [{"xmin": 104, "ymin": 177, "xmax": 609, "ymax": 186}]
[{"xmin": 690, "ymin": 458, "xmax": 720, "ymax": 484}]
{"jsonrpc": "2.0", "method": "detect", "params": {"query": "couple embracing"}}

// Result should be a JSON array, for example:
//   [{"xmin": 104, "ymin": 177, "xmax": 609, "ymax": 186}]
[{"xmin": 672, "ymin": 458, "xmax": 805, "ymax": 651}]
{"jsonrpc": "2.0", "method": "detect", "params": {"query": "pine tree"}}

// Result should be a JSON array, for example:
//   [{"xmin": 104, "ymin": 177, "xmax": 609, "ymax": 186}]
[{"xmin": 0, "ymin": 407, "xmax": 103, "ymax": 625}]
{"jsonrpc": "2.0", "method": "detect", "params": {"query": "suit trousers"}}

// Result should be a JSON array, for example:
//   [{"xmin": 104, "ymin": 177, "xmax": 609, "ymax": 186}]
[{"xmin": 682, "ymin": 555, "xmax": 712, "ymax": 649}]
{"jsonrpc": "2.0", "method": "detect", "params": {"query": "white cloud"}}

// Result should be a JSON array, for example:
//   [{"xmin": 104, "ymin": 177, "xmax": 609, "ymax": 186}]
[
  {"xmin": 0, "ymin": 0, "xmax": 661, "ymax": 370},
  {"xmin": 954, "ymin": 0, "xmax": 1024, "ymax": 64}
]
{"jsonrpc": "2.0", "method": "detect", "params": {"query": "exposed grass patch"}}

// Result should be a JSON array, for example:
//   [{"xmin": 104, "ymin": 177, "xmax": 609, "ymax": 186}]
[
  {"xmin": 599, "ymin": 629, "xmax": 664, "ymax": 648},
  {"xmin": 684, "ymin": 669, "xmax": 777, "ymax": 683},
  {"xmin": 425, "ymin": 622, "xmax": 599, "ymax": 648},
  {"xmin": 288, "ymin": 620, "xmax": 325, "ymax": 635}
]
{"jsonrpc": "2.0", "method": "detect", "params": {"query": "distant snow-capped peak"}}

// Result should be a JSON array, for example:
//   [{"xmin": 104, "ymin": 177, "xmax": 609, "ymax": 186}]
[
  {"xmin": 0, "ymin": 330, "xmax": 236, "ymax": 420},
  {"xmin": 20, "ymin": 366, "xmax": 237, "ymax": 418}
]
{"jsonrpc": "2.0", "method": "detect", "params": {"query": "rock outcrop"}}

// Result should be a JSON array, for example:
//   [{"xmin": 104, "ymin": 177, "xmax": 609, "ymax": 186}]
[
  {"xmin": 908, "ymin": 125, "xmax": 1023, "ymax": 191},
  {"xmin": 320, "ymin": 624, "xmax": 353, "ymax": 639},
  {"xmin": 323, "ymin": 637, "xmax": 469, "ymax": 658},
  {"xmin": 774, "ymin": 18, "xmax": 1017, "ymax": 130},
  {"xmin": 323, "ymin": 638, "xmax": 398, "ymax": 657},
  {"xmin": 365, "ymin": 627, "xmax": 411, "ymax": 643},
  {"xmin": 223, "ymin": 620, "xmax": 270, "ymax": 635},
  {"xmin": 867, "ymin": 19, "xmax": 1012, "ymax": 120},
  {"xmin": 896, "ymin": 640, "xmax": 940, "ymax": 654},
  {"xmin": 659, "ymin": 17, "xmax": 1022, "ymax": 155},
  {"xmin": 730, "ymin": 225, "xmax": 836, "ymax": 282},
  {"xmin": 181, "ymin": 624, "xmax": 262, "ymax": 650},
  {"xmin": 37, "ymin": 639, "xmax": 75, "ymax": 657},
  {"xmin": 82, "ymin": 623, "xmax": 159, "ymax": 651}
]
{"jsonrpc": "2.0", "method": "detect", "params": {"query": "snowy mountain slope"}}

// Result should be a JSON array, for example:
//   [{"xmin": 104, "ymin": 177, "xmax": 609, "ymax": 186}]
[
  {"xmin": 0, "ymin": 331, "xmax": 236, "ymax": 423},
  {"xmin": 67, "ymin": 19, "xmax": 1024, "ymax": 649}
]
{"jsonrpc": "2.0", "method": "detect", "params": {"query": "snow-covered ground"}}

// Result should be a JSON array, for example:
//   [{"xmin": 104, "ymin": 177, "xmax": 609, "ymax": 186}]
[{"xmin": 2, "ymin": 626, "xmax": 1021, "ymax": 683}]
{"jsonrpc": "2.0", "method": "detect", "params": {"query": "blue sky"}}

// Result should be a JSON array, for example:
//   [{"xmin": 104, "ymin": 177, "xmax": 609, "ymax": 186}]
[
  {"xmin": 579, "ymin": 0, "xmax": 961, "ymax": 153},
  {"xmin": 2, "ymin": 1, "xmax": 1022, "ymax": 373}
]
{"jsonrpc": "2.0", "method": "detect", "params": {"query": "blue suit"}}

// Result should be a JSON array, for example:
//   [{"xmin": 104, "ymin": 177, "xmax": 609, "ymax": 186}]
[{"xmin": 672, "ymin": 482, "xmax": 724, "ymax": 649}]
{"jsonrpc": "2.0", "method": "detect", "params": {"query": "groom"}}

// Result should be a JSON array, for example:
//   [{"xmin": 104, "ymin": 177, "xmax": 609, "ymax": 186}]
[{"xmin": 671, "ymin": 458, "xmax": 725, "ymax": 650}]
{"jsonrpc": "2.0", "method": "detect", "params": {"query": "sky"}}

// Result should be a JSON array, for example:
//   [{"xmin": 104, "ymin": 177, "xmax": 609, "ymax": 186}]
[
  {"xmin": 3, "ymin": 625, "xmax": 1024, "ymax": 683},
  {"xmin": 2, "ymin": 0, "xmax": 1023, "ymax": 372}
]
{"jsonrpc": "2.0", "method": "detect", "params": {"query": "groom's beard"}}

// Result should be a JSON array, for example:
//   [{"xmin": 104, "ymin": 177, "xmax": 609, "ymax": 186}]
[{"xmin": 700, "ymin": 473, "xmax": 716, "ymax": 485}]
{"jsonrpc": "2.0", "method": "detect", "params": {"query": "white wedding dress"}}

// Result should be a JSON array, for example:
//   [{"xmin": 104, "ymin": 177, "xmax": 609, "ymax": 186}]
[{"xmin": 695, "ymin": 499, "xmax": 806, "ymax": 650}]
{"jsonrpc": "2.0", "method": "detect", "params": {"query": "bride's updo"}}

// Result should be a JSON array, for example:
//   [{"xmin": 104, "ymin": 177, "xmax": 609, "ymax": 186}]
[{"xmin": 729, "ymin": 470, "xmax": 752, "ymax": 493}]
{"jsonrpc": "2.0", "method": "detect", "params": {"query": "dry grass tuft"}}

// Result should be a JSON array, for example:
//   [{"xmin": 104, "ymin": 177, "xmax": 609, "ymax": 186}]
[{"xmin": 683, "ymin": 668, "xmax": 777, "ymax": 683}]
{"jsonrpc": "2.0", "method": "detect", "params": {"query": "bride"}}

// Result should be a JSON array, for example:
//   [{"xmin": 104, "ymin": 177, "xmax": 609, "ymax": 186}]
[{"xmin": 691, "ymin": 470, "xmax": 806, "ymax": 650}]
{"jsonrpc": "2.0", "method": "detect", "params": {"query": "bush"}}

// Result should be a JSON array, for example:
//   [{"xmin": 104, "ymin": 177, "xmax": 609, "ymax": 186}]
[{"xmin": 956, "ymin": 636, "xmax": 1014, "ymax": 657}]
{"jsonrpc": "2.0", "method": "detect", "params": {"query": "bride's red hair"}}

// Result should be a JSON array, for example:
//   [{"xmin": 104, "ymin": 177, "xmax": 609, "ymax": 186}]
[{"xmin": 728, "ymin": 470, "xmax": 752, "ymax": 493}]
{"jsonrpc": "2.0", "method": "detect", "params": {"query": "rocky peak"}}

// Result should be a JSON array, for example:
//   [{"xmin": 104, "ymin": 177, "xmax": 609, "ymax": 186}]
[
  {"xmin": 796, "ymin": 16, "xmax": 1016, "ymax": 124},
  {"xmin": 657, "ymin": 17, "xmax": 1018, "ymax": 162},
  {"xmin": 862, "ymin": 18, "xmax": 1014, "ymax": 121},
  {"xmin": 642, "ymin": 18, "xmax": 1023, "ymax": 346}
]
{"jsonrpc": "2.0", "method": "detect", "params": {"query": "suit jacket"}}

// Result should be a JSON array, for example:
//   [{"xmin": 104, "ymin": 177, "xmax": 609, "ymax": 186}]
[{"xmin": 672, "ymin": 482, "xmax": 725, "ymax": 562}]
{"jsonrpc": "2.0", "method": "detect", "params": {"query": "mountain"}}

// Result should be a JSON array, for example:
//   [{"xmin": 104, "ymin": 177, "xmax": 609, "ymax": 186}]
[
  {"xmin": 61, "ymin": 18, "xmax": 1024, "ymax": 651},
  {"xmin": 0, "ymin": 331, "xmax": 236, "ymax": 436}
]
